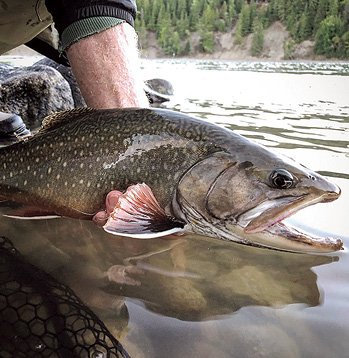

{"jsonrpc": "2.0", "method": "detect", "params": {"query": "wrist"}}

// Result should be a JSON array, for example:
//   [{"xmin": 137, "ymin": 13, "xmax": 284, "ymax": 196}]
[{"xmin": 61, "ymin": 17, "xmax": 124, "ymax": 52}]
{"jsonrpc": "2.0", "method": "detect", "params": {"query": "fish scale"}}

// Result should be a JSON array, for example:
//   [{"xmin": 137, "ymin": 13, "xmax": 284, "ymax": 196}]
[{"xmin": 0, "ymin": 108, "xmax": 219, "ymax": 218}]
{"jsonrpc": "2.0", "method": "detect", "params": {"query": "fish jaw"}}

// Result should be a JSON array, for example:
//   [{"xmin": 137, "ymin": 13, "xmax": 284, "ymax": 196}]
[
  {"xmin": 242, "ymin": 186, "xmax": 340, "ymax": 234},
  {"xmin": 233, "ymin": 187, "xmax": 343, "ymax": 253}
]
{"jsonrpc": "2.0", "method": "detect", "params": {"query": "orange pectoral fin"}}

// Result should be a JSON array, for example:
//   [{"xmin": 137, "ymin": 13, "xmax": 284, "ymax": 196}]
[{"xmin": 103, "ymin": 183, "xmax": 185, "ymax": 239}]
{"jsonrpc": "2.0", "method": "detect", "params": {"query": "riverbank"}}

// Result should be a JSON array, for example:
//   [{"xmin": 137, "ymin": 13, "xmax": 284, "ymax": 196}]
[
  {"xmin": 139, "ymin": 22, "xmax": 328, "ymax": 62},
  {"xmin": 5, "ymin": 22, "xmax": 329, "ymax": 62}
]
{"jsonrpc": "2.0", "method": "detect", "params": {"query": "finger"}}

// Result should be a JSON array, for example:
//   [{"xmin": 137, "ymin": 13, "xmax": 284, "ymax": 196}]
[
  {"xmin": 106, "ymin": 190, "xmax": 123, "ymax": 215},
  {"xmin": 93, "ymin": 210, "xmax": 108, "ymax": 226}
]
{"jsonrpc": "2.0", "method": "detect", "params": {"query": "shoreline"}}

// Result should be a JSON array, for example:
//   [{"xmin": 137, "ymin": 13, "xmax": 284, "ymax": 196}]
[{"xmin": 2, "ymin": 48, "xmax": 348, "ymax": 66}]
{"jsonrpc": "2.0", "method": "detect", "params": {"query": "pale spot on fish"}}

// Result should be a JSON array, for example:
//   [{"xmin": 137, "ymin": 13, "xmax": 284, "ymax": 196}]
[
  {"xmin": 56, "ymin": 174, "xmax": 60, "ymax": 180},
  {"xmin": 9, "ymin": 172, "xmax": 13, "ymax": 178},
  {"xmin": 87, "ymin": 181, "xmax": 91, "ymax": 187},
  {"xmin": 72, "ymin": 183, "xmax": 76, "ymax": 188},
  {"xmin": 35, "ymin": 158, "xmax": 39, "ymax": 163},
  {"xmin": 3, "ymin": 163, "xmax": 6, "ymax": 169},
  {"xmin": 79, "ymin": 179, "xmax": 84, "ymax": 184},
  {"xmin": 63, "ymin": 162, "xmax": 67, "ymax": 167},
  {"xmin": 80, "ymin": 163, "xmax": 84, "ymax": 169},
  {"xmin": 27, "ymin": 165, "xmax": 31, "ymax": 171},
  {"xmin": 136, "ymin": 167, "xmax": 141, "ymax": 174},
  {"xmin": 24, "ymin": 180, "xmax": 27, "ymax": 186},
  {"xmin": 47, "ymin": 168, "xmax": 52, "ymax": 174},
  {"xmin": 109, "ymin": 136, "xmax": 114, "ymax": 141},
  {"xmin": 64, "ymin": 181, "xmax": 68, "ymax": 186},
  {"xmin": 33, "ymin": 171, "xmax": 37, "ymax": 176}
]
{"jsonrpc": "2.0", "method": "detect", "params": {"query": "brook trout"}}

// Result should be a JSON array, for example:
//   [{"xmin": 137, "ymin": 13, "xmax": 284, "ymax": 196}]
[{"xmin": 0, "ymin": 108, "xmax": 343, "ymax": 253}]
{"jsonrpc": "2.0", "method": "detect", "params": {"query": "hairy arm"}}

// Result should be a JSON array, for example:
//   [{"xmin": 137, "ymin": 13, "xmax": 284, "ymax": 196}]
[
  {"xmin": 66, "ymin": 23, "xmax": 148, "ymax": 108},
  {"xmin": 44, "ymin": 0, "xmax": 148, "ymax": 108}
]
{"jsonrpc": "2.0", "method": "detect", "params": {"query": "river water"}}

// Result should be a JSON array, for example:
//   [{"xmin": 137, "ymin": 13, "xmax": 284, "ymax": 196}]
[{"xmin": 0, "ymin": 59, "xmax": 349, "ymax": 357}]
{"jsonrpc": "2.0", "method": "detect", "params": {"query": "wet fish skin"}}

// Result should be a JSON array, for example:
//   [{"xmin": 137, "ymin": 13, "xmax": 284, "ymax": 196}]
[
  {"xmin": 0, "ymin": 108, "xmax": 342, "ymax": 252},
  {"xmin": 0, "ymin": 108, "xmax": 223, "ymax": 218}
]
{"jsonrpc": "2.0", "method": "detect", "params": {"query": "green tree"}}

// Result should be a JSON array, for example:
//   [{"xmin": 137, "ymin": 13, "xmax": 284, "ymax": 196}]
[
  {"xmin": 235, "ymin": 2, "xmax": 252, "ymax": 41},
  {"xmin": 200, "ymin": 29, "xmax": 215, "ymax": 53},
  {"xmin": 283, "ymin": 38, "xmax": 296, "ymax": 60},
  {"xmin": 315, "ymin": 15, "xmax": 344, "ymax": 56},
  {"xmin": 251, "ymin": 17, "xmax": 264, "ymax": 56}
]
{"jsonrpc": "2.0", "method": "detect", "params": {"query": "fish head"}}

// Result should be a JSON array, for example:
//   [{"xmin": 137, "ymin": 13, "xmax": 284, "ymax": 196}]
[{"xmin": 174, "ymin": 149, "xmax": 342, "ymax": 253}]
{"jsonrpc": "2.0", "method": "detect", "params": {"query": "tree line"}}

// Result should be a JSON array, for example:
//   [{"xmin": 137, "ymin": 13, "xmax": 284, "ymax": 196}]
[{"xmin": 135, "ymin": 0, "xmax": 349, "ymax": 58}]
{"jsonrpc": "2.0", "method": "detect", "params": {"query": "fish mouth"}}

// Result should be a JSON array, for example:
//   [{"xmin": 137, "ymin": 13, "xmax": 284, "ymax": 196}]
[{"xmin": 236, "ymin": 192, "xmax": 343, "ymax": 253}]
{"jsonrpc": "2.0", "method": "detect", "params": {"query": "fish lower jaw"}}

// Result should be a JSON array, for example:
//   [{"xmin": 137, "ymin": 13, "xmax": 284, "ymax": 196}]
[{"xmin": 264, "ymin": 221, "xmax": 343, "ymax": 253}]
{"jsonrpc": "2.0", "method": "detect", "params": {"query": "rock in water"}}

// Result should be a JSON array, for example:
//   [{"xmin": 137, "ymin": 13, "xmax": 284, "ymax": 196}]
[
  {"xmin": 35, "ymin": 58, "xmax": 86, "ymax": 108},
  {"xmin": 0, "ymin": 63, "xmax": 74, "ymax": 128}
]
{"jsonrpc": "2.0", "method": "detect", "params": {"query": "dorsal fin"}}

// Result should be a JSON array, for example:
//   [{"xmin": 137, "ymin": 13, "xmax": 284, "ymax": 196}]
[{"xmin": 37, "ymin": 108, "xmax": 95, "ymax": 134}]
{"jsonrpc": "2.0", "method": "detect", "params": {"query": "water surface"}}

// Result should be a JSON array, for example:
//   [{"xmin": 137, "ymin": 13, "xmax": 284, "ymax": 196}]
[{"xmin": 1, "ymin": 59, "xmax": 349, "ymax": 357}]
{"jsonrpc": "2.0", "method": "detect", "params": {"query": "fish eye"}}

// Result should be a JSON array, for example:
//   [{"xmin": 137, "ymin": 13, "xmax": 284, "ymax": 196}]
[{"xmin": 269, "ymin": 169, "xmax": 294, "ymax": 189}]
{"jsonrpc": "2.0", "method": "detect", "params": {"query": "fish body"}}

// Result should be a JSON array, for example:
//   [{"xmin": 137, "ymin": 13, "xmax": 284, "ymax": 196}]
[{"xmin": 0, "ymin": 108, "xmax": 342, "ymax": 252}]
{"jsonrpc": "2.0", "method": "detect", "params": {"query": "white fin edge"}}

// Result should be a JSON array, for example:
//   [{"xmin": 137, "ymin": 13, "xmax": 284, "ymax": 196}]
[{"xmin": 103, "ymin": 226, "xmax": 184, "ymax": 239}]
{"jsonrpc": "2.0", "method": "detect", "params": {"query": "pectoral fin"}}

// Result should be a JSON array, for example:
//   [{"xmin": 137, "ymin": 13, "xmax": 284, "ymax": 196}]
[{"xmin": 103, "ymin": 183, "xmax": 184, "ymax": 239}]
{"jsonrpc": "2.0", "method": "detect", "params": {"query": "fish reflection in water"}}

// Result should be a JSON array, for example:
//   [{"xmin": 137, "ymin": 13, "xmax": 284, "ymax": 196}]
[
  {"xmin": 0, "ymin": 235, "xmax": 130, "ymax": 358},
  {"xmin": 0, "ymin": 216, "xmax": 336, "ymax": 328}
]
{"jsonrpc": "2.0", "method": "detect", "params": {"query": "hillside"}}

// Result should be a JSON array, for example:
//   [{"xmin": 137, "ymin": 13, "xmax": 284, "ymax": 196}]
[
  {"xmin": 136, "ymin": 0, "xmax": 349, "ymax": 60},
  {"xmin": 139, "ymin": 22, "xmax": 317, "ymax": 60}
]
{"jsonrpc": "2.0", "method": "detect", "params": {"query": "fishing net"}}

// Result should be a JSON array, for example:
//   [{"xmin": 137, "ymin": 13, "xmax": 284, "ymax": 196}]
[{"xmin": 0, "ymin": 236, "xmax": 130, "ymax": 358}]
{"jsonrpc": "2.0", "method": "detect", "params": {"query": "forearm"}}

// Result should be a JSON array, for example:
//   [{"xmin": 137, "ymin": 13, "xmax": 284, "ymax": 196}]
[
  {"xmin": 66, "ymin": 23, "xmax": 148, "ymax": 108},
  {"xmin": 44, "ymin": 0, "xmax": 148, "ymax": 108}
]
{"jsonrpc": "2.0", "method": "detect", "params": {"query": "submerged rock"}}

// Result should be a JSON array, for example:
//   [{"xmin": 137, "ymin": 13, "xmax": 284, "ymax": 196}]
[{"xmin": 0, "ymin": 63, "xmax": 74, "ymax": 128}]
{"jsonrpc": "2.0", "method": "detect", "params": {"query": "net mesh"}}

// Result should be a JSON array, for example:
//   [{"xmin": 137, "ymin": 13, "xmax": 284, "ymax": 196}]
[{"xmin": 0, "ymin": 236, "xmax": 130, "ymax": 358}]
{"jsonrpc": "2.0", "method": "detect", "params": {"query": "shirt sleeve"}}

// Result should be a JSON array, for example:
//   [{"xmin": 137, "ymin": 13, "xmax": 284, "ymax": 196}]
[{"xmin": 44, "ymin": 0, "xmax": 137, "ymax": 51}]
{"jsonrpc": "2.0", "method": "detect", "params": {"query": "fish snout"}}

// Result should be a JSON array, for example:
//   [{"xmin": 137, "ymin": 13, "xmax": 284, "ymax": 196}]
[{"xmin": 321, "ymin": 183, "xmax": 341, "ymax": 203}]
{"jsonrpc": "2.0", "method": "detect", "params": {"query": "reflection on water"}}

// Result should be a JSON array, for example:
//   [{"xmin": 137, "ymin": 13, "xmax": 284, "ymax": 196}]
[
  {"xmin": 0, "ymin": 217, "xmax": 340, "ymax": 357},
  {"xmin": 1, "ymin": 60, "xmax": 349, "ymax": 357}
]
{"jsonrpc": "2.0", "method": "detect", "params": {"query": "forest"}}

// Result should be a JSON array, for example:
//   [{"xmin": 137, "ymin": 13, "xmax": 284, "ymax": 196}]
[{"xmin": 134, "ymin": 0, "xmax": 349, "ymax": 58}]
